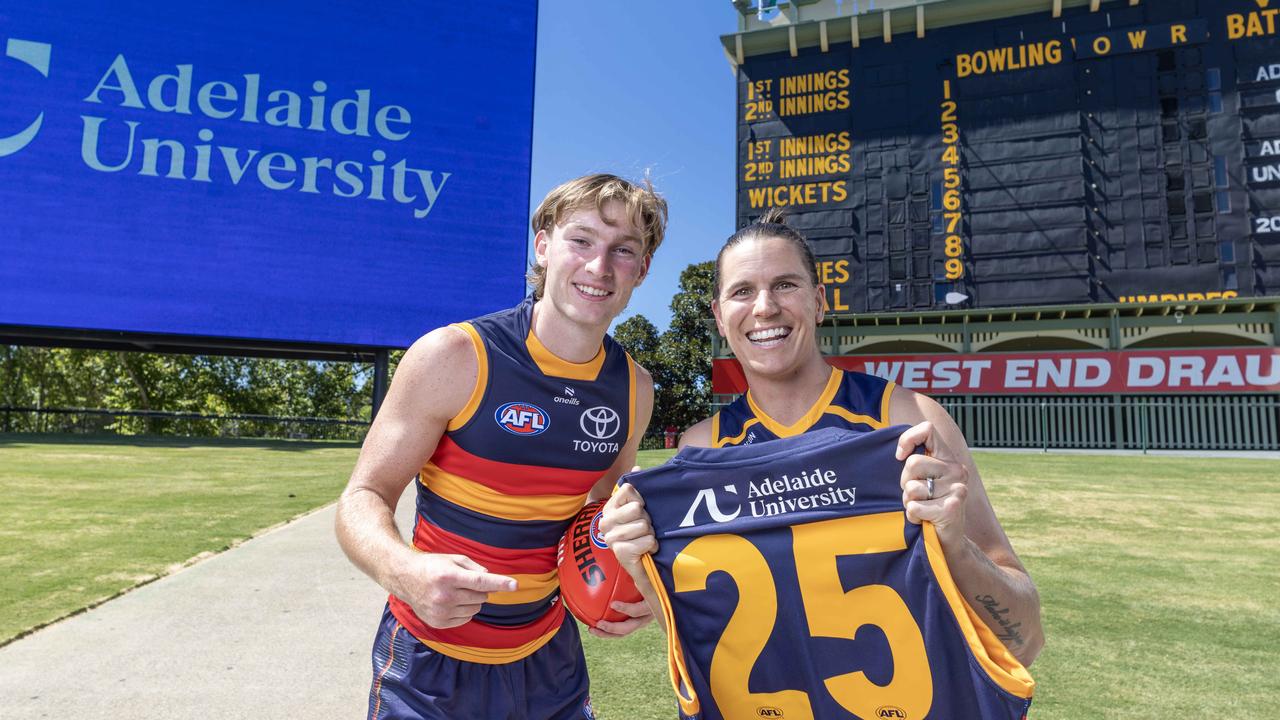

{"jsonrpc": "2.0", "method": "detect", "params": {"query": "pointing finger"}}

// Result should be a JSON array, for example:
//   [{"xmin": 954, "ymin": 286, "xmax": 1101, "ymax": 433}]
[{"xmin": 456, "ymin": 569, "xmax": 518, "ymax": 593}]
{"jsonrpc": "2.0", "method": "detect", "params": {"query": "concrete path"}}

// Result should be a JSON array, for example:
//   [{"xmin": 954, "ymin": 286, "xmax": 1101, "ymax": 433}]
[{"xmin": 0, "ymin": 489, "xmax": 414, "ymax": 719}]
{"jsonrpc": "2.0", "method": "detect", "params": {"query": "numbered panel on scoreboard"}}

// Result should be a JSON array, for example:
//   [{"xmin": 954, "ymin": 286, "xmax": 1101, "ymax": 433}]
[{"xmin": 736, "ymin": 0, "xmax": 1280, "ymax": 311}]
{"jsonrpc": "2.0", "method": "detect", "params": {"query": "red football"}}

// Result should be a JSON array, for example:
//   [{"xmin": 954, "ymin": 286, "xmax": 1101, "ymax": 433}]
[{"xmin": 556, "ymin": 500, "xmax": 644, "ymax": 627}]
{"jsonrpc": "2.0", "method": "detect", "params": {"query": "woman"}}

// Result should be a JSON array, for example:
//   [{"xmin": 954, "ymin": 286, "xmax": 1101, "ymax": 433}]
[{"xmin": 599, "ymin": 209, "xmax": 1043, "ymax": 669}]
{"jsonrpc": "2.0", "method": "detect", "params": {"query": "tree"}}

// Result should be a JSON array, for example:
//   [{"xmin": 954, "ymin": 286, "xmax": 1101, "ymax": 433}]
[
  {"xmin": 613, "ymin": 315, "xmax": 661, "ymax": 371},
  {"xmin": 656, "ymin": 261, "xmax": 714, "ymax": 431},
  {"xmin": 0, "ymin": 345, "xmax": 373, "ymax": 437},
  {"xmin": 613, "ymin": 261, "xmax": 715, "ymax": 436}
]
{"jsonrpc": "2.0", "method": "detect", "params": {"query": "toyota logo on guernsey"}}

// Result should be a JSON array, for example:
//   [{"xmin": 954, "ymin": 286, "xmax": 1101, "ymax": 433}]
[
  {"xmin": 0, "ymin": 39, "xmax": 52, "ymax": 157},
  {"xmin": 579, "ymin": 406, "xmax": 620, "ymax": 440},
  {"xmin": 0, "ymin": 36, "xmax": 450, "ymax": 218},
  {"xmin": 574, "ymin": 406, "xmax": 621, "ymax": 454},
  {"xmin": 495, "ymin": 402, "xmax": 549, "ymax": 436}
]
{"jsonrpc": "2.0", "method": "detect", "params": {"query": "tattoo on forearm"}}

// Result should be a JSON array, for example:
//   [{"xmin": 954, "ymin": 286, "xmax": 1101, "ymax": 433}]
[{"xmin": 975, "ymin": 595, "xmax": 1025, "ymax": 647}]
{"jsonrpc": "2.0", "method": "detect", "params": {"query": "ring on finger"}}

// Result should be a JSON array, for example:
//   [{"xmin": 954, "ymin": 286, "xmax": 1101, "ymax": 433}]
[{"xmin": 926, "ymin": 476, "xmax": 936, "ymax": 500}]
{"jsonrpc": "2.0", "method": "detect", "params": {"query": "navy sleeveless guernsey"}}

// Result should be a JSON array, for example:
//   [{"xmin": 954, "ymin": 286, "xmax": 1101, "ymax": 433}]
[
  {"xmin": 712, "ymin": 366, "xmax": 895, "ymax": 447},
  {"xmin": 629, "ymin": 427, "xmax": 1035, "ymax": 720},
  {"xmin": 387, "ymin": 296, "xmax": 636, "ymax": 664}
]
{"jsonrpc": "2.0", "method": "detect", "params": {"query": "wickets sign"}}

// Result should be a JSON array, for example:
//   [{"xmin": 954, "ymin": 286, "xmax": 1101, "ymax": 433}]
[{"xmin": 0, "ymin": 1, "xmax": 536, "ymax": 347}]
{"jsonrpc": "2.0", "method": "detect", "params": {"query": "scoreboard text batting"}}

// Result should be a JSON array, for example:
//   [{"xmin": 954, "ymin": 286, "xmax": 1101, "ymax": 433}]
[{"xmin": 736, "ymin": 0, "xmax": 1280, "ymax": 311}]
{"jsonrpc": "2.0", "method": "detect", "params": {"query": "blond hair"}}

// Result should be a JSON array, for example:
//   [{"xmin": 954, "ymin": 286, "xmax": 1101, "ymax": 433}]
[{"xmin": 528, "ymin": 173, "xmax": 668, "ymax": 297}]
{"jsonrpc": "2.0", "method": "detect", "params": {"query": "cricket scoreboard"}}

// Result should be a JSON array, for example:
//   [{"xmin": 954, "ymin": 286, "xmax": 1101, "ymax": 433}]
[{"xmin": 736, "ymin": 0, "xmax": 1280, "ymax": 312}]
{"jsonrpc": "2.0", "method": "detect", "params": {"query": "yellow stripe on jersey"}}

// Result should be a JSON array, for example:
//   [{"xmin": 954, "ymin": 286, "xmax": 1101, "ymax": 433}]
[
  {"xmin": 525, "ymin": 328, "xmax": 606, "ymax": 381},
  {"xmin": 421, "ymin": 626, "xmax": 561, "ymax": 665},
  {"xmin": 824, "ymin": 405, "xmax": 887, "ymax": 429},
  {"xmin": 824, "ymin": 377, "xmax": 894, "ymax": 427},
  {"xmin": 447, "ymin": 322, "xmax": 489, "ymax": 431},
  {"xmin": 642, "ymin": 553, "xmax": 701, "ymax": 716},
  {"xmin": 488, "ymin": 569, "xmax": 559, "ymax": 605},
  {"xmin": 744, "ymin": 365, "xmax": 843, "ymax": 438},
  {"xmin": 419, "ymin": 463, "xmax": 589, "ymax": 522},
  {"xmin": 713, "ymin": 416, "xmax": 761, "ymax": 448},
  {"xmin": 921, "ymin": 522, "xmax": 1035, "ymax": 698},
  {"xmin": 627, "ymin": 354, "xmax": 637, "ymax": 442}
]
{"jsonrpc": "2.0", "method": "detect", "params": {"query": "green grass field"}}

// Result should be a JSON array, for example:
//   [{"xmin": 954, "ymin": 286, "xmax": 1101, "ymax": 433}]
[
  {"xmin": 0, "ymin": 433, "xmax": 357, "ymax": 643},
  {"xmin": 2, "ymin": 436, "xmax": 1277, "ymax": 718},
  {"xmin": 590, "ymin": 449, "xmax": 1280, "ymax": 720}
]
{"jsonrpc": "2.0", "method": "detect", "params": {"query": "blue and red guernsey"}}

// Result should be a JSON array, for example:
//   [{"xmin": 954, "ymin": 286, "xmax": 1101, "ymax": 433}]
[
  {"xmin": 629, "ymin": 426, "xmax": 1035, "ymax": 720},
  {"xmin": 387, "ymin": 296, "xmax": 636, "ymax": 664},
  {"xmin": 712, "ymin": 366, "xmax": 895, "ymax": 447}
]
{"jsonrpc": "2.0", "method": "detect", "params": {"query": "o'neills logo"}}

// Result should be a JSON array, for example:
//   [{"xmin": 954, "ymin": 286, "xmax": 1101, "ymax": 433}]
[{"xmin": 0, "ymin": 37, "xmax": 450, "ymax": 219}]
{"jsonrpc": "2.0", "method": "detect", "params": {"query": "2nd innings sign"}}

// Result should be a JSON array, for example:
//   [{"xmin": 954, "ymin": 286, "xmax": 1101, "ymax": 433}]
[{"xmin": 736, "ymin": 0, "xmax": 1280, "ymax": 314}]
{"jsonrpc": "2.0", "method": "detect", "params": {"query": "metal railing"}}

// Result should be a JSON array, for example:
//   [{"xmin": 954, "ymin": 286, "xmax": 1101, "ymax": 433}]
[
  {"xmin": 0, "ymin": 406, "xmax": 368, "ymax": 441},
  {"xmin": 937, "ymin": 395, "xmax": 1279, "ymax": 452}
]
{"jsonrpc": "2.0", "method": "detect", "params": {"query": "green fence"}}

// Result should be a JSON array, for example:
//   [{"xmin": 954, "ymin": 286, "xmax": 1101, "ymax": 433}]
[{"xmin": 938, "ymin": 395, "xmax": 1279, "ymax": 451}]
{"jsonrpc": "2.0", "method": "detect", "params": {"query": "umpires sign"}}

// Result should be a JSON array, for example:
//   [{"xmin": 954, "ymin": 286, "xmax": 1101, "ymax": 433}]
[{"xmin": 0, "ymin": 1, "xmax": 536, "ymax": 348}]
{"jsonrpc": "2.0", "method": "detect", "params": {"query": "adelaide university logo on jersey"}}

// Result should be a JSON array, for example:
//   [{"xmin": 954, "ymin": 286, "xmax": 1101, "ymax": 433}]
[
  {"xmin": 0, "ymin": 38, "xmax": 52, "ymax": 158},
  {"xmin": 495, "ymin": 401, "xmax": 549, "ymax": 436},
  {"xmin": 679, "ymin": 484, "xmax": 742, "ymax": 527}
]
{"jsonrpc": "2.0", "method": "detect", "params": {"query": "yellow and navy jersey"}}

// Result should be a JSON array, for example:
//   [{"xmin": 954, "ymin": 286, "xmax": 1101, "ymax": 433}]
[
  {"xmin": 388, "ymin": 295, "xmax": 638, "ymax": 664},
  {"xmin": 712, "ymin": 366, "xmax": 894, "ymax": 447},
  {"xmin": 628, "ymin": 426, "xmax": 1034, "ymax": 720}
]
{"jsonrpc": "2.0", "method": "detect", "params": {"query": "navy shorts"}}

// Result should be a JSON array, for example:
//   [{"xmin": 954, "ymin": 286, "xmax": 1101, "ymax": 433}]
[{"xmin": 367, "ymin": 605, "xmax": 593, "ymax": 720}]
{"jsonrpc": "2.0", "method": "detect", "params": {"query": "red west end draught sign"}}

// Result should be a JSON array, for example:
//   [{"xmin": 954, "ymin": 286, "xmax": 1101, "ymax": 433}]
[{"xmin": 712, "ymin": 349, "xmax": 1280, "ymax": 395}]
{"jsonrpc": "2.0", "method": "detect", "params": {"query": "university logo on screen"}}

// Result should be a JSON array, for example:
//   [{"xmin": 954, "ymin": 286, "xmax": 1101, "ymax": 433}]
[
  {"xmin": 0, "ymin": 37, "xmax": 450, "ymax": 219},
  {"xmin": 0, "ymin": 39, "xmax": 51, "ymax": 158}
]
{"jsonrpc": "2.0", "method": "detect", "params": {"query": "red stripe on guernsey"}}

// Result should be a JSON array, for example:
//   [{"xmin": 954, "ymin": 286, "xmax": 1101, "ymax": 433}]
[
  {"xmin": 414, "ymin": 516, "xmax": 555, "ymax": 576},
  {"xmin": 434, "ymin": 435, "xmax": 602, "ymax": 495},
  {"xmin": 388, "ymin": 594, "xmax": 564, "ymax": 649}
]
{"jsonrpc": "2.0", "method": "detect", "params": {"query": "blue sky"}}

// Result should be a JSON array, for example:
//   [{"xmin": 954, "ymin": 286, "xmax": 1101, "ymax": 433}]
[{"xmin": 529, "ymin": 1, "xmax": 740, "ymax": 331}]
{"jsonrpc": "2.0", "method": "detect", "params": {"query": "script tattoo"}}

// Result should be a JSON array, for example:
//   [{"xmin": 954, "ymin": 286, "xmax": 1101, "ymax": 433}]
[{"xmin": 975, "ymin": 594, "xmax": 1025, "ymax": 647}]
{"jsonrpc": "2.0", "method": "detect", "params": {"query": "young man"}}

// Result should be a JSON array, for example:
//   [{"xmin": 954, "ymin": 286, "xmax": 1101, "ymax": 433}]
[
  {"xmin": 601, "ymin": 210, "xmax": 1043, "ymax": 715},
  {"xmin": 336, "ymin": 174, "xmax": 666, "ymax": 720}
]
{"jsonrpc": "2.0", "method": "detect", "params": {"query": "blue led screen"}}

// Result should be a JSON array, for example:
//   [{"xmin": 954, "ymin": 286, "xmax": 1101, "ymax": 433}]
[{"xmin": 0, "ymin": 1, "xmax": 535, "ymax": 347}]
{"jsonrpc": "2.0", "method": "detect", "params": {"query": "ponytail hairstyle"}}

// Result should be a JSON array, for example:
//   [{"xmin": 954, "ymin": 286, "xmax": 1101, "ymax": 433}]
[{"xmin": 713, "ymin": 207, "xmax": 819, "ymax": 297}]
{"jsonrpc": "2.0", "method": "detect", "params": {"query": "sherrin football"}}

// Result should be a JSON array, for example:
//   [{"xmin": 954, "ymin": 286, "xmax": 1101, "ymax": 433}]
[{"xmin": 556, "ymin": 500, "xmax": 644, "ymax": 627}]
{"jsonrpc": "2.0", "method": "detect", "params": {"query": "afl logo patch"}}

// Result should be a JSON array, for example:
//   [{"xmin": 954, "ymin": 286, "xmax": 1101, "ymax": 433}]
[
  {"xmin": 589, "ymin": 509, "xmax": 609, "ymax": 550},
  {"xmin": 495, "ymin": 402, "xmax": 549, "ymax": 436}
]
